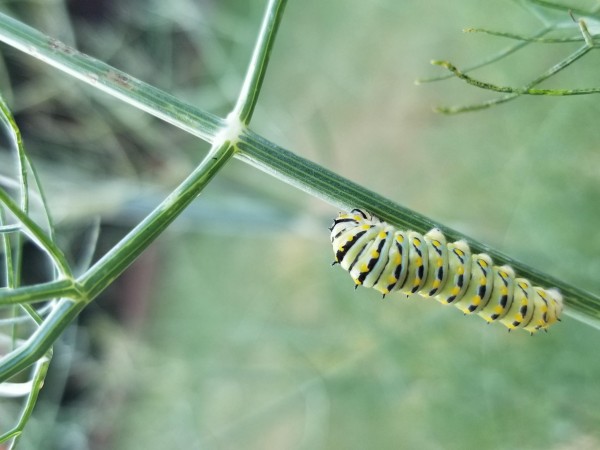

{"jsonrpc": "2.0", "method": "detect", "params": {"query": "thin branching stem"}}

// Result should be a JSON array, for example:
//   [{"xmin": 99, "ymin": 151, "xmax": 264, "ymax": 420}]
[
  {"xmin": 433, "ymin": 39, "xmax": 595, "ymax": 113},
  {"xmin": 424, "ymin": 1, "xmax": 600, "ymax": 112},
  {"xmin": 432, "ymin": 45, "xmax": 596, "ymax": 95},
  {"xmin": 0, "ymin": 279, "xmax": 81, "ymax": 305},
  {"xmin": 0, "ymin": 299, "xmax": 81, "ymax": 383},
  {"xmin": 464, "ymin": 27, "xmax": 586, "ymax": 43},
  {"xmin": 79, "ymin": 139, "xmax": 235, "ymax": 300},
  {"xmin": 0, "ymin": 189, "xmax": 72, "ymax": 278},
  {"xmin": 416, "ymin": 27, "xmax": 553, "ymax": 84},
  {"xmin": 577, "ymin": 18, "xmax": 595, "ymax": 47},
  {"xmin": 231, "ymin": 0, "xmax": 288, "ymax": 125},
  {"xmin": 0, "ymin": 357, "xmax": 51, "ymax": 445}
]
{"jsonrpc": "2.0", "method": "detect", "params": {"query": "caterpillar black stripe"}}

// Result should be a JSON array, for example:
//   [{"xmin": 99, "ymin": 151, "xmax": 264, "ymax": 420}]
[{"xmin": 330, "ymin": 209, "xmax": 563, "ymax": 334}]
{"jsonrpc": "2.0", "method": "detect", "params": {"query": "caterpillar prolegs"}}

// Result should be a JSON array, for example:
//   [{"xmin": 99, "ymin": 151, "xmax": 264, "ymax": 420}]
[{"xmin": 329, "ymin": 209, "xmax": 563, "ymax": 334}]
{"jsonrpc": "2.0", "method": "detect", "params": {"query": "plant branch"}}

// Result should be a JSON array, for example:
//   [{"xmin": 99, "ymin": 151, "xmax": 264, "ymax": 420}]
[
  {"xmin": 416, "ymin": 27, "xmax": 553, "ymax": 84},
  {"xmin": 464, "ymin": 27, "xmax": 586, "ymax": 43},
  {"xmin": 432, "ymin": 46, "xmax": 597, "ymax": 96},
  {"xmin": 232, "ymin": 0, "xmax": 288, "ymax": 125},
  {"xmin": 0, "ymin": 189, "xmax": 72, "ymax": 278},
  {"xmin": 0, "ymin": 279, "xmax": 81, "ymax": 305},
  {"xmin": 78, "ymin": 140, "xmax": 235, "ymax": 300},
  {"xmin": 432, "ymin": 40, "xmax": 595, "ymax": 113},
  {"xmin": 0, "ymin": 13, "xmax": 224, "ymax": 144},
  {"xmin": 0, "ymin": 299, "xmax": 82, "ymax": 383}
]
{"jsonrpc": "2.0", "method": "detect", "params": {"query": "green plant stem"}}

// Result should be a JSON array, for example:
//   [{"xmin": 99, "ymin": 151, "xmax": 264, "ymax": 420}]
[
  {"xmin": 434, "ymin": 93, "xmax": 520, "ymax": 114},
  {"xmin": 0, "ymin": 189, "xmax": 71, "ymax": 278},
  {"xmin": 416, "ymin": 27, "xmax": 553, "ymax": 84},
  {"xmin": 0, "ymin": 93, "xmax": 28, "ymax": 216},
  {"xmin": 433, "ymin": 41, "xmax": 596, "ymax": 113},
  {"xmin": 0, "ymin": 279, "xmax": 81, "ymax": 305},
  {"xmin": 0, "ymin": 224, "xmax": 21, "ymax": 233},
  {"xmin": 79, "ymin": 140, "xmax": 235, "ymax": 300},
  {"xmin": 0, "ymin": 299, "xmax": 80, "ymax": 383},
  {"xmin": 0, "ymin": 12, "xmax": 223, "ymax": 144},
  {"xmin": 432, "ymin": 44, "xmax": 595, "ymax": 96},
  {"xmin": 0, "ymin": 357, "xmax": 50, "ymax": 444},
  {"xmin": 464, "ymin": 27, "xmax": 585, "ymax": 43},
  {"xmin": 232, "ymin": 0, "xmax": 288, "ymax": 125}
]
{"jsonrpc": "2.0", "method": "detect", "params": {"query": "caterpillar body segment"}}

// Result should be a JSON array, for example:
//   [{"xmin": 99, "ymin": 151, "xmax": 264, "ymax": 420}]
[
  {"xmin": 453, "ymin": 254, "xmax": 494, "ymax": 315},
  {"xmin": 499, "ymin": 278, "xmax": 535, "ymax": 331},
  {"xmin": 422, "ymin": 229, "xmax": 448, "ymax": 297},
  {"xmin": 435, "ymin": 239, "xmax": 471, "ymax": 305},
  {"xmin": 330, "ymin": 209, "xmax": 563, "ymax": 334}
]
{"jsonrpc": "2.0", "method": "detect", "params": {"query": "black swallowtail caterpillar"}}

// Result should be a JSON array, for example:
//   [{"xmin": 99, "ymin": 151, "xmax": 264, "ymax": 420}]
[{"xmin": 329, "ymin": 209, "xmax": 563, "ymax": 334}]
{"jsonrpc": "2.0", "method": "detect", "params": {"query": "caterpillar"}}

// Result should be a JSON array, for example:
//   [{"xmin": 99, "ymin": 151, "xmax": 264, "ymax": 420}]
[{"xmin": 329, "ymin": 209, "xmax": 563, "ymax": 334}]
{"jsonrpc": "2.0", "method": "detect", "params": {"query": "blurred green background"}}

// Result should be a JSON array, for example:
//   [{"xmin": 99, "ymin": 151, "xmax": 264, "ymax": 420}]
[{"xmin": 1, "ymin": 0, "xmax": 600, "ymax": 449}]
